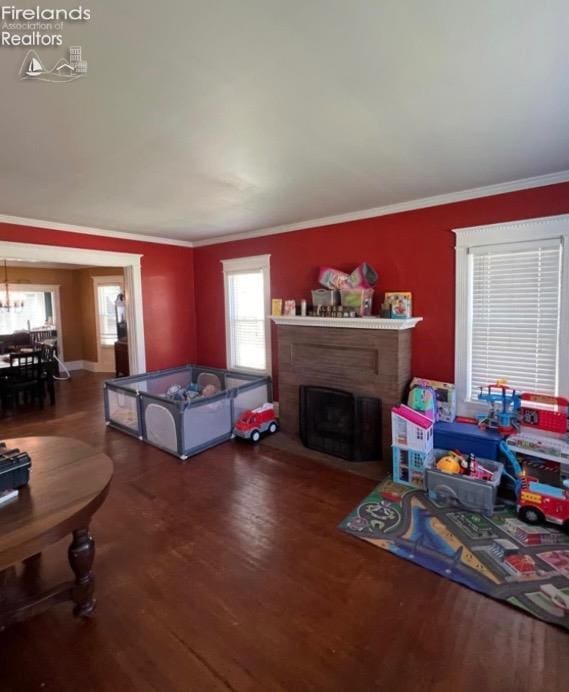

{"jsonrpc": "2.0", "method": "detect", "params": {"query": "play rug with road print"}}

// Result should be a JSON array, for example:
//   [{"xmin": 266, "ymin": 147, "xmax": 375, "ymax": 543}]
[{"xmin": 339, "ymin": 479, "xmax": 569, "ymax": 630}]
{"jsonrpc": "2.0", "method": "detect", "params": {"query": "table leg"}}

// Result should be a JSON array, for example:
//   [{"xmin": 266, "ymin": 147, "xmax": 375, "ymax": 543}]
[{"xmin": 68, "ymin": 528, "xmax": 96, "ymax": 618}]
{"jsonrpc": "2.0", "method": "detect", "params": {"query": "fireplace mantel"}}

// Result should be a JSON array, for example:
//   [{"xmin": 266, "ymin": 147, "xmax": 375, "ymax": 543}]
[
  {"xmin": 271, "ymin": 316, "xmax": 422, "ymax": 330},
  {"xmin": 274, "ymin": 318, "xmax": 421, "ymax": 463}
]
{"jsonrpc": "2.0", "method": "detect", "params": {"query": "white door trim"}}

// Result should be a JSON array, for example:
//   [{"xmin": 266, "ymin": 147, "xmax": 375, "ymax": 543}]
[
  {"xmin": 92, "ymin": 275, "xmax": 124, "ymax": 372},
  {"xmin": 0, "ymin": 240, "xmax": 146, "ymax": 374}
]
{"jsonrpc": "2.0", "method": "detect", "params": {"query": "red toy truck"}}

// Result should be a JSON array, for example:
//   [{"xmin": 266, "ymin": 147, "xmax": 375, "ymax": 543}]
[
  {"xmin": 233, "ymin": 403, "xmax": 279, "ymax": 443},
  {"xmin": 517, "ymin": 477, "xmax": 569, "ymax": 527}
]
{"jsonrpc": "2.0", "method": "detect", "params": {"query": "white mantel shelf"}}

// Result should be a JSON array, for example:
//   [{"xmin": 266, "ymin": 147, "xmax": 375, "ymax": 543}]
[{"xmin": 270, "ymin": 316, "xmax": 423, "ymax": 330}]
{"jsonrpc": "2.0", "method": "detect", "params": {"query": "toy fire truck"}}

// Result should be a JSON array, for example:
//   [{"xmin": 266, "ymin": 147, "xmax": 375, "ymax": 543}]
[
  {"xmin": 517, "ymin": 476, "xmax": 569, "ymax": 527},
  {"xmin": 233, "ymin": 403, "xmax": 279, "ymax": 443},
  {"xmin": 499, "ymin": 393, "xmax": 569, "ymax": 527}
]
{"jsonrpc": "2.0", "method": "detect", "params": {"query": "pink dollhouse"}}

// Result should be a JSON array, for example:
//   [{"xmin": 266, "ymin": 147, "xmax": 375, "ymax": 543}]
[
  {"xmin": 391, "ymin": 404, "xmax": 434, "ymax": 487},
  {"xmin": 392, "ymin": 404, "xmax": 434, "ymax": 452}
]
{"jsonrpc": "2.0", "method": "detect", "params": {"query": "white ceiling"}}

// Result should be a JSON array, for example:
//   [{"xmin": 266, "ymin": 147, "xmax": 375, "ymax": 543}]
[{"xmin": 1, "ymin": 0, "xmax": 568, "ymax": 243}]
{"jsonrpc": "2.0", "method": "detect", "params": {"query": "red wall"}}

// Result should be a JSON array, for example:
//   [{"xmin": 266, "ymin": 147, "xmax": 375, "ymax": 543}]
[
  {"xmin": 4, "ymin": 182, "xmax": 569, "ymax": 385},
  {"xmin": 0, "ymin": 223, "xmax": 197, "ymax": 371},
  {"xmin": 194, "ymin": 182, "xmax": 569, "ymax": 396}
]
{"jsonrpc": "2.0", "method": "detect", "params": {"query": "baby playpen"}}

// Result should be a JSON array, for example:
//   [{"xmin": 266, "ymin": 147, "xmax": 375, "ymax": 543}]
[{"xmin": 104, "ymin": 365, "xmax": 272, "ymax": 459}]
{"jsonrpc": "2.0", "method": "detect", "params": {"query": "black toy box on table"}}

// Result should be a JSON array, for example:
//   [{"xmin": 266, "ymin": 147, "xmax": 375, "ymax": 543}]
[
  {"xmin": 0, "ymin": 443, "xmax": 31, "ymax": 493},
  {"xmin": 104, "ymin": 365, "xmax": 272, "ymax": 460}
]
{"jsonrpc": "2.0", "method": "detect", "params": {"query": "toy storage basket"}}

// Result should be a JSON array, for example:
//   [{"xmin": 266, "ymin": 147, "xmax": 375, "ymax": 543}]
[
  {"xmin": 311, "ymin": 289, "xmax": 339, "ymax": 306},
  {"xmin": 425, "ymin": 449, "xmax": 504, "ymax": 516},
  {"xmin": 104, "ymin": 365, "xmax": 272, "ymax": 459},
  {"xmin": 340, "ymin": 288, "xmax": 374, "ymax": 316}
]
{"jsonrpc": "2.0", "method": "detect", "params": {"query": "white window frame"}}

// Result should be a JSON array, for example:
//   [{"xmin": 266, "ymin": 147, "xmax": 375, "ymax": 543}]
[
  {"xmin": 221, "ymin": 254, "xmax": 271, "ymax": 375},
  {"xmin": 93, "ymin": 275, "xmax": 124, "ymax": 348},
  {"xmin": 1, "ymin": 283, "xmax": 64, "ymax": 359},
  {"xmin": 454, "ymin": 213, "xmax": 569, "ymax": 417}
]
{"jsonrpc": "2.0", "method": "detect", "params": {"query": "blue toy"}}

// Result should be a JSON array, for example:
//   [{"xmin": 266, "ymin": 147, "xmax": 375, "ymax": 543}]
[
  {"xmin": 499, "ymin": 439, "xmax": 523, "ymax": 495},
  {"xmin": 477, "ymin": 382, "xmax": 521, "ymax": 433}
]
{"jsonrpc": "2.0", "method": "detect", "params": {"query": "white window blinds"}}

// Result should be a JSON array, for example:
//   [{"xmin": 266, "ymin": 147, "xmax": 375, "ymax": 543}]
[
  {"xmin": 227, "ymin": 270, "xmax": 267, "ymax": 372},
  {"xmin": 469, "ymin": 238, "xmax": 562, "ymax": 399},
  {"xmin": 97, "ymin": 284, "xmax": 121, "ymax": 346}
]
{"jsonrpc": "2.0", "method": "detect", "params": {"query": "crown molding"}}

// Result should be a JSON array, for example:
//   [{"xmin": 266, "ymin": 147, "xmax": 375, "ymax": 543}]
[
  {"xmin": 2, "ymin": 169, "xmax": 569, "ymax": 249},
  {"xmin": 0, "ymin": 215, "xmax": 194, "ymax": 248},
  {"xmin": 193, "ymin": 169, "xmax": 569, "ymax": 247}
]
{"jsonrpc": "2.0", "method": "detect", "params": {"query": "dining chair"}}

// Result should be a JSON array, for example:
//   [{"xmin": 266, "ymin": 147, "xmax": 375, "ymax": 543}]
[
  {"xmin": 39, "ymin": 343, "xmax": 57, "ymax": 405},
  {"xmin": 0, "ymin": 350, "xmax": 44, "ymax": 415}
]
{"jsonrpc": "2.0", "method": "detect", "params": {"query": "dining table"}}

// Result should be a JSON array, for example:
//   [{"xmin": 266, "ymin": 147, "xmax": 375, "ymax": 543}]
[{"xmin": 0, "ymin": 436, "xmax": 113, "ymax": 628}]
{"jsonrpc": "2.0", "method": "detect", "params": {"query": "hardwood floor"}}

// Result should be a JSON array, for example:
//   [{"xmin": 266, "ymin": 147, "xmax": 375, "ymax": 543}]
[{"xmin": 0, "ymin": 371, "xmax": 567, "ymax": 692}]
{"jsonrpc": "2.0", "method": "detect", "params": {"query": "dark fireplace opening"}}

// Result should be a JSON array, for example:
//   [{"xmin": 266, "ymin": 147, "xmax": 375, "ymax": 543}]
[{"xmin": 299, "ymin": 385, "xmax": 382, "ymax": 462}]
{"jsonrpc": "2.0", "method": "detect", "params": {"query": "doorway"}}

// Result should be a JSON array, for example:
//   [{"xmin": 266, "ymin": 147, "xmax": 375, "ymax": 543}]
[
  {"xmin": 93, "ymin": 275, "xmax": 124, "ymax": 373},
  {"xmin": 0, "ymin": 240, "xmax": 145, "ymax": 374}
]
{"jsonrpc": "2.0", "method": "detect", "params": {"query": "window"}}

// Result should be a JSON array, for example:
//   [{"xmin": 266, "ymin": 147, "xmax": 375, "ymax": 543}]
[
  {"xmin": 454, "ymin": 214, "xmax": 569, "ymax": 416},
  {"xmin": 96, "ymin": 283, "xmax": 122, "ymax": 346},
  {"xmin": 0, "ymin": 287, "xmax": 56, "ymax": 334},
  {"xmin": 222, "ymin": 255, "xmax": 271, "ymax": 373}
]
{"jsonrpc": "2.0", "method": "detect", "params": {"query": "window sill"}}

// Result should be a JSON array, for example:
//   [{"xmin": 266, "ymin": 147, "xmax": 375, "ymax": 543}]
[{"xmin": 228, "ymin": 365, "xmax": 270, "ymax": 377}]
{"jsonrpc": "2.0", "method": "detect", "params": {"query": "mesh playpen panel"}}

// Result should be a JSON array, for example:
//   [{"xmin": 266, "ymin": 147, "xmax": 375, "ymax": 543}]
[
  {"xmin": 182, "ymin": 397, "xmax": 232, "ymax": 454},
  {"xmin": 145, "ymin": 403, "xmax": 178, "ymax": 453},
  {"xmin": 225, "ymin": 376, "xmax": 253, "ymax": 390},
  {"xmin": 232, "ymin": 383, "xmax": 270, "ymax": 422},
  {"xmin": 107, "ymin": 388, "xmax": 139, "ymax": 431},
  {"xmin": 196, "ymin": 372, "xmax": 223, "ymax": 391},
  {"xmin": 136, "ymin": 370, "xmax": 194, "ymax": 395}
]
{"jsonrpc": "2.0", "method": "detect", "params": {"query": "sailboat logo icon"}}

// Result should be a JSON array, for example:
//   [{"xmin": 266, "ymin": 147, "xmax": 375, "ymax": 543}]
[
  {"xmin": 25, "ymin": 55, "xmax": 45, "ymax": 77},
  {"xmin": 19, "ymin": 47, "xmax": 88, "ymax": 83}
]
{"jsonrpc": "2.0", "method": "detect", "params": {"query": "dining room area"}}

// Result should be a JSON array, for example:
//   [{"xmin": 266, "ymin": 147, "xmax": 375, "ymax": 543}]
[{"xmin": 0, "ymin": 257, "xmax": 126, "ymax": 419}]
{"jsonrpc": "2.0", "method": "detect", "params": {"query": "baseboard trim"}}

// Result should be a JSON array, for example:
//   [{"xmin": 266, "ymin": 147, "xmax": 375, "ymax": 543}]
[
  {"xmin": 84, "ymin": 360, "xmax": 114, "ymax": 373},
  {"xmin": 63, "ymin": 360, "xmax": 84, "ymax": 371},
  {"xmin": 63, "ymin": 360, "xmax": 114, "ymax": 374}
]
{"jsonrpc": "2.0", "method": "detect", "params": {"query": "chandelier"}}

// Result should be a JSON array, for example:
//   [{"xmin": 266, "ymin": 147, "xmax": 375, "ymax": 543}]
[{"xmin": 0, "ymin": 260, "xmax": 24, "ymax": 312}]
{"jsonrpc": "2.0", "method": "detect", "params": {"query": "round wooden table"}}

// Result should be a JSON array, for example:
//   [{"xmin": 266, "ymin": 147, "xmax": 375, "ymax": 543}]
[{"xmin": 0, "ymin": 436, "xmax": 113, "ymax": 628}]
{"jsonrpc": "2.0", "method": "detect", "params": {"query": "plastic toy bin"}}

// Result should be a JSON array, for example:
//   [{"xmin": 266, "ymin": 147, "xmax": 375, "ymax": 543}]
[
  {"xmin": 311, "ymin": 288, "xmax": 339, "ymax": 306},
  {"xmin": 425, "ymin": 450, "xmax": 504, "ymax": 516},
  {"xmin": 104, "ymin": 365, "xmax": 272, "ymax": 459}
]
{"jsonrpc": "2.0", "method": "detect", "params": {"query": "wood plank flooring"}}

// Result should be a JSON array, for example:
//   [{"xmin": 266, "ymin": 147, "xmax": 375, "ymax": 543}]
[{"xmin": 0, "ymin": 371, "xmax": 567, "ymax": 691}]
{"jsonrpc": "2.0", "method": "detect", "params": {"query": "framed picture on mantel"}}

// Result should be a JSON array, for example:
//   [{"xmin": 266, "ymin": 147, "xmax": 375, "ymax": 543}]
[
  {"xmin": 271, "ymin": 299, "xmax": 283, "ymax": 316},
  {"xmin": 283, "ymin": 300, "xmax": 296, "ymax": 316}
]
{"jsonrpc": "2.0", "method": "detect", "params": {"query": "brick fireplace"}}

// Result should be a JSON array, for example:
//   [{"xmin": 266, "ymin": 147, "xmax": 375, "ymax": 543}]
[{"xmin": 271, "ymin": 316, "xmax": 422, "ymax": 462}]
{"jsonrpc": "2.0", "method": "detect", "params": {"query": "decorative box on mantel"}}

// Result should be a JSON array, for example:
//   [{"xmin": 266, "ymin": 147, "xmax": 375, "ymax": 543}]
[{"xmin": 271, "ymin": 316, "xmax": 423, "ymax": 462}]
